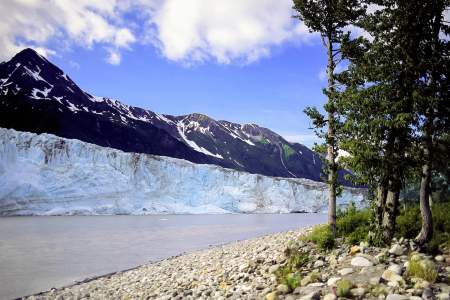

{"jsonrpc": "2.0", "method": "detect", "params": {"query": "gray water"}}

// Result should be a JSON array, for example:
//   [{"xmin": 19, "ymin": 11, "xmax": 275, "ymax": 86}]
[{"xmin": 0, "ymin": 214, "xmax": 326, "ymax": 299}]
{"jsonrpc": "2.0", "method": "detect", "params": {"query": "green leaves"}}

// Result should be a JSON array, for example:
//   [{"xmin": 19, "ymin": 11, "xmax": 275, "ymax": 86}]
[{"xmin": 303, "ymin": 106, "xmax": 326, "ymax": 129}]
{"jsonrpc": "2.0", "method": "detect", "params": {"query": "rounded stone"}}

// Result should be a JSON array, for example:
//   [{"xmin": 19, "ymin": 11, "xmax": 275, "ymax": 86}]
[
  {"xmin": 387, "ymin": 264, "xmax": 402, "ymax": 275},
  {"xmin": 351, "ymin": 256, "xmax": 373, "ymax": 267}
]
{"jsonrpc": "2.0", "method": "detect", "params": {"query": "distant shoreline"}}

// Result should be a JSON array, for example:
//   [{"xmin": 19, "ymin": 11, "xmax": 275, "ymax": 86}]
[{"xmin": 2, "ymin": 211, "xmax": 318, "ymax": 218}]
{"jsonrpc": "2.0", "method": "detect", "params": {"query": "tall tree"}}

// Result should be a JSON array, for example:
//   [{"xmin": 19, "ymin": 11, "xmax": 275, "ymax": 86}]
[
  {"xmin": 337, "ymin": 0, "xmax": 434, "ymax": 242},
  {"xmin": 414, "ymin": 0, "xmax": 450, "ymax": 245},
  {"xmin": 292, "ymin": 0, "xmax": 364, "ymax": 235}
]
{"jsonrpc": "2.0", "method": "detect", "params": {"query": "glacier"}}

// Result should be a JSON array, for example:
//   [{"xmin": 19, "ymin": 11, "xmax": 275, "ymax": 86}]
[{"xmin": 0, "ymin": 128, "xmax": 366, "ymax": 216}]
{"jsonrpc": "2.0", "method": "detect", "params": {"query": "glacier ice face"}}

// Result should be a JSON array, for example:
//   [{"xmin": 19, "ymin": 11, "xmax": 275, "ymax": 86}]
[{"xmin": 0, "ymin": 128, "xmax": 366, "ymax": 216}]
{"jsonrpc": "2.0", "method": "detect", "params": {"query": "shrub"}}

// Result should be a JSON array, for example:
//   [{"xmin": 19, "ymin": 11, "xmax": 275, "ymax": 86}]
[
  {"xmin": 396, "ymin": 205, "xmax": 421, "ymax": 239},
  {"xmin": 396, "ymin": 202, "xmax": 450, "ymax": 252},
  {"xmin": 274, "ymin": 252, "xmax": 309, "ymax": 290},
  {"xmin": 336, "ymin": 279, "xmax": 353, "ymax": 297},
  {"xmin": 336, "ymin": 202, "xmax": 371, "ymax": 245},
  {"xmin": 346, "ymin": 225, "xmax": 369, "ymax": 245},
  {"xmin": 304, "ymin": 225, "xmax": 335, "ymax": 250},
  {"xmin": 288, "ymin": 252, "xmax": 309, "ymax": 269},
  {"xmin": 284, "ymin": 273, "xmax": 301, "ymax": 290},
  {"xmin": 407, "ymin": 258, "xmax": 438, "ymax": 283}
]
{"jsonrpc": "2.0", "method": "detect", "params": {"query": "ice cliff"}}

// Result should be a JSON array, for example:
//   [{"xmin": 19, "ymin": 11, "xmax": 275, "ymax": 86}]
[{"xmin": 0, "ymin": 128, "xmax": 366, "ymax": 216}]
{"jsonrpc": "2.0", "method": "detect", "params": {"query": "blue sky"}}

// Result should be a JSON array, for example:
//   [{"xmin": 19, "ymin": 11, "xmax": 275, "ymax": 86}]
[{"xmin": 0, "ymin": 0, "xmax": 330, "ymax": 147}]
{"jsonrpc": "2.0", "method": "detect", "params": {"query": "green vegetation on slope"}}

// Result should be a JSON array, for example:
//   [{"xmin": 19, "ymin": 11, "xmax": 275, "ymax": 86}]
[{"xmin": 282, "ymin": 144, "xmax": 296, "ymax": 159}]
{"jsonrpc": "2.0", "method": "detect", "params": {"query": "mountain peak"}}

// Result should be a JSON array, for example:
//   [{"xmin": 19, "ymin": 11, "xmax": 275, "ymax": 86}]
[
  {"xmin": 185, "ymin": 113, "xmax": 212, "ymax": 120},
  {"xmin": 10, "ymin": 48, "xmax": 48, "ymax": 65}
]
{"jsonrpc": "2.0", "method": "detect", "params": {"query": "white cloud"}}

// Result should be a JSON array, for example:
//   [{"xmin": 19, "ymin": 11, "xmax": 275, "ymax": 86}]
[
  {"xmin": 0, "ymin": 0, "xmax": 136, "ymax": 64},
  {"xmin": 0, "ymin": 0, "xmax": 314, "ymax": 65},
  {"xmin": 147, "ymin": 0, "xmax": 312, "ymax": 64},
  {"xmin": 318, "ymin": 69, "xmax": 327, "ymax": 81},
  {"xmin": 106, "ymin": 48, "xmax": 122, "ymax": 65},
  {"xmin": 69, "ymin": 60, "xmax": 81, "ymax": 70}
]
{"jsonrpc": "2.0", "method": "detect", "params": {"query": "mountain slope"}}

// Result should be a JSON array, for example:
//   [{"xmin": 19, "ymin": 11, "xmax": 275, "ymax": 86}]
[{"xmin": 0, "ymin": 48, "xmax": 326, "ymax": 181}]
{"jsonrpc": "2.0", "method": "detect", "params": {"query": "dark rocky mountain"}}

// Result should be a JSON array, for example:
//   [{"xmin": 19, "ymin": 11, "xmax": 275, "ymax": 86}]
[{"xmin": 0, "ymin": 48, "xmax": 337, "ymax": 182}]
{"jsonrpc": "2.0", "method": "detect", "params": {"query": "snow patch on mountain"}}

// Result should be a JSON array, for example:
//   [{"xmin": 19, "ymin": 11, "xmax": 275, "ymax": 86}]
[
  {"xmin": 177, "ymin": 120, "xmax": 223, "ymax": 159},
  {"xmin": 0, "ymin": 128, "xmax": 366, "ymax": 216},
  {"xmin": 31, "ymin": 87, "xmax": 52, "ymax": 99}
]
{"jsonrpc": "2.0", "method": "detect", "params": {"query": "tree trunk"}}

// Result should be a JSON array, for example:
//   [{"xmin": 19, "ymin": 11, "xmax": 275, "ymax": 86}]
[
  {"xmin": 382, "ymin": 134, "xmax": 401, "ymax": 243},
  {"xmin": 376, "ymin": 182, "xmax": 388, "ymax": 228},
  {"xmin": 416, "ymin": 118, "xmax": 433, "ymax": 245},
  {"xmin": 382, "ymin": 179, "xmax": 400, "ymax": 243},
  {"xmin": 326, "ymin": 35, "xmax": 337, "ymax": 235}
]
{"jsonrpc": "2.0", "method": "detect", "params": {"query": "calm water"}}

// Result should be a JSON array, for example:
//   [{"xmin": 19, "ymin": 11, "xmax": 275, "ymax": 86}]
[{"xmin": 0, "ymin": 214, "xmax": 326, "ymax": 299}]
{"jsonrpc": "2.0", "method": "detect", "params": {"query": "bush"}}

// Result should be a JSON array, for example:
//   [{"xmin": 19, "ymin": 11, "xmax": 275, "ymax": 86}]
[
  {"xmin": 336, "ymin": 202, "xmax": 371, "ymax": 245},
  {"xmin": 396, "ymin": 205, "xmax": 421, "ymax": 239},
  {"xmin": 396, "ymin": 202, "xmax": 450, "ymax": 252},
  {"xmin": 407, "ymin": 258, "xmax": 438, "ymax": 283},
  {"xmin": 304, "ymin": 225, "xmax": 335, "ymax": 250}
]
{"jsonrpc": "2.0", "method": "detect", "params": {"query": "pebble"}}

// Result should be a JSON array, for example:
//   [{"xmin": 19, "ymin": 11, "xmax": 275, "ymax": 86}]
[
  {"xmin": 369, "ymin": 276, "xmax": 381, "ymax": 285},
  {"xmin": 323, "ymin": 293, "xmax": 337, "ymax": 300},
  {"xmin": 435, "ymin": 255, "xmax": 445, "ymax": 262},
  {"xmin": 313, "ymin": 260, "xmax": 324, "ymax": 268},
  {"xmin": 438, "ymin": 294, "xmax": 450, "ymax": 300},
  {"xmin": 338, "ymin": 267, "xmax": 354, "ymax": 275},
  {"xmin": 276, "ymin": 284, "xmax": 289, "ymax": 294},
  {"xmin": 389, "ymin": 244, "xmax": 406, "ymax": 256},
  {"xmin": 327, "ymin": 277, "xmax": 341, "ymax": 286},
  {"xmin": 265, "ymin": 291, "xmax": 277, "ymax": 300},
  {"xmin": 422, "ymin": 288, "xmax": 434, "ymax": 300},
  {"xmin": 298, "ymin": 290, "xmax": 321, "ymax": 300},
  {"xmin": 351, "ymin": 256, "xmax": 373, "ymax": 267},
  {"xmin": 386, "ymin": 294, "xmax": 408, "ymax": 300},
  {"xmin": 387, "ymin": 264, "xmax": 402, "ymax": 275},
  {"xmin": 350, "ymin": 287, "xmax": 366, "ymax": 296},
  {"xmin": 382, "ymin": 269, "xmax": 404, "ymax": 283}
]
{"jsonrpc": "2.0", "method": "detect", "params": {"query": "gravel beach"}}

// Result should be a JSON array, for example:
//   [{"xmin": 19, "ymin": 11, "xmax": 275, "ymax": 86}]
[
  {"xmin": 24, "ymin": 228, "xmax": 311, "ymax": 300},
  {"xmin": 21, "ymin": 226, "xmax": 450, "ymax": 300}
]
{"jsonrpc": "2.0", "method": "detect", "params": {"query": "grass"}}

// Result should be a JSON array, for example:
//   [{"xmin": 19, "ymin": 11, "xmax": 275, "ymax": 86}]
[
  {"xmin": 309, "ymin": 271, "xmax": 321, "ymax": 282},
  {"xmin": 407, "ymin": 258, "xmax": 438, "ymax": 283},
  {"xmin": 336, "ymin": 279, "xmax": 353, "ymax": 297},
  {"xmin": 303, "ymin": 224, "xmax": 335, "ymax": 250},
  {"xmin": 274, "ymin": 251, "xmax": 309, "ymax": 291}
]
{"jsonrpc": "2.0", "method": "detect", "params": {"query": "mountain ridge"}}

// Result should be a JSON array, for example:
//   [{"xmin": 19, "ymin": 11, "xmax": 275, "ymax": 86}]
[{"xmin": 0, "ymin": 48, "xmax": 336, "ymax": 182}]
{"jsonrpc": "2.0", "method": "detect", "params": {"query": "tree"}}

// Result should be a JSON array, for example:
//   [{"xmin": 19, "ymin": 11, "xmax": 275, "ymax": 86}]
[
  {"xmin": 337, "ymin": 0, "xmax": 438, "ymax": 242},
  {"xmin": 413, "ymin": 0, "xmax": 450, "ymax": 245},
  {"xmin": 292, "ymin": 0, "xmax": 364, "ymax": 235}
]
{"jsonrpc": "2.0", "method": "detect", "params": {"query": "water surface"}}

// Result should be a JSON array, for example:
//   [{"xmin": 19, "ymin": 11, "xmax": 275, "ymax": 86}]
[{"xmin": 0, "ymin": 214, "xmax": 326, "ymax": 299}]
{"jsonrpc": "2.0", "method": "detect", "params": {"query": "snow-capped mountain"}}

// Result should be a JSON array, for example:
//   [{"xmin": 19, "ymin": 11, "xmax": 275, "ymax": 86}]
[
  {"xmin": 0, "ymin": 48, "xmax": 330, "ymax": 181},
  {"xmin": 0, "ymin": 128, "xmax": 366, "ymax": 216}
]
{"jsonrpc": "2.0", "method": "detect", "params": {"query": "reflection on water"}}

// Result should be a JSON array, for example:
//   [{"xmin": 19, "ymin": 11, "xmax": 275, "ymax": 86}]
[{"xmin": 0, "ymin": 213, "xmax": 326, "ymax": 299}]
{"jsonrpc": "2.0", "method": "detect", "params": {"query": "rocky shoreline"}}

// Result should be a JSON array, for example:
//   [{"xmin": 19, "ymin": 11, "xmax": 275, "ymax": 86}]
[{"xmin": 23, "ymin": 227, "xmax": 450, "ymax": 300}]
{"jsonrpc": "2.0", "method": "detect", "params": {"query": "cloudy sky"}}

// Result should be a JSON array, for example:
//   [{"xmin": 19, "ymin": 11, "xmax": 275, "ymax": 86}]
[{"xmin": 0, "ymin": 0, "xmax": 334, "ymax": 147}]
